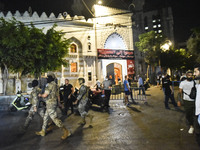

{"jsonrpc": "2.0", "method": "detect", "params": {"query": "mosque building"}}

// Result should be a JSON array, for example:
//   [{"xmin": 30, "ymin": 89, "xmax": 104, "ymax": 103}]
[{"xmin": 0, "ymin": 4, "xmax": 134, "ymax": 94}]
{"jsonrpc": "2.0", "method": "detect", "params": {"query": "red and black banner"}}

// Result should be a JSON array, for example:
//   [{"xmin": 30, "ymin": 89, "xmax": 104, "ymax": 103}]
[{"xmin": 97, "ymin": 49, "xmax": 134, "ymax": 60}]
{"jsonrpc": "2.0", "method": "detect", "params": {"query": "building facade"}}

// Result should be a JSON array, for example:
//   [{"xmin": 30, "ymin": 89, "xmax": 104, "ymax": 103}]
[
  {"xmin": 0, "ymin": 5, "xmax": 134, "ymax": 94},
  {"xmin": 132, "ymin": 0, "xmax": 174, "ymax": 79}
]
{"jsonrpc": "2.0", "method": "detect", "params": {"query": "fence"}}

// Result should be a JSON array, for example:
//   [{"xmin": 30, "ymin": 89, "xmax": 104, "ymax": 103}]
[{"xmin": 110, "ymin": 85, "xmax": 146, "ymax": 101}]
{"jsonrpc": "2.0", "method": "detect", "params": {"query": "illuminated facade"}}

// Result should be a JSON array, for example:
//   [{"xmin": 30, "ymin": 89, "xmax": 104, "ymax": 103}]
[{"xmin": 0, "ymin": 5, "xmax": 134, "ymax": 94}]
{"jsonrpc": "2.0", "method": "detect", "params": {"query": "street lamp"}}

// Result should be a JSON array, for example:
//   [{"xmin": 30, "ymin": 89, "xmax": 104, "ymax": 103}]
[
  {"xmin": 160, "ymin": 40, "xmax": 172, "ymax": 52},
  {"xmin": 97, "ymin": 0, "xmax": 102, "ymax": 5},
  {"xmin": 158, "ymin": 40, "xmax": 172, "ymax": 72}
]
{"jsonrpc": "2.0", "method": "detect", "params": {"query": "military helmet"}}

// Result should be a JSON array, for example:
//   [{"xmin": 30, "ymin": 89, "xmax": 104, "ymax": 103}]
[
  {"xmin": 47, "ymin": 72, "xmax": 56, "ymax": 83},
  {"xmin": 32, "ymin": 79, "xmax": 38, "ymax": 87},
  {"xmin": 47, "ymin": 72, "xmax": 56, "ymax": 79},
  {"xmin": 78, "ymin": 77, "xmax": 85, "ymax": 83}
]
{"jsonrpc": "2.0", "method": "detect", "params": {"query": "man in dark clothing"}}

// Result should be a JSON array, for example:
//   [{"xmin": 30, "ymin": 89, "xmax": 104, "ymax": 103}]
[
  {"xmin": 59, "ymin": 79, "xmax": 74, "ymax": 115},
  {"xmin": 128, "ymin": 76, "xmax": 138, "ymax": 105},
  {"xmin": 162, "ymin": 73, "xmax": 178, "ymax": 109},
  {"xmin": 102, "ymin": 76, "xmax": 112, "ymax": 110}
]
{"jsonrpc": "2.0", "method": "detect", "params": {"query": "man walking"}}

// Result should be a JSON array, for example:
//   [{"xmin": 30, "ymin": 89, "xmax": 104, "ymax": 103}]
[
  {"xmin": 22, "ymin": 80, "xmax": 45, "ymax": 130},
  {"xmin": 74, "ymin": 78, "xmax": 94, "ymax": 126},
  {"xmin": 59, "ymin": 79, "xmax": 74, "ymax": 115},
  {"xmin": 161, "ymin": 73, "xmax": 177, "ymax": 109},
  {"xmin": 179, "ymin": 70, "xmax": 195, "ymax": 134},
  {"xmin": 35, "ymin": 73, "xmax": 71, "ymax": 140}
]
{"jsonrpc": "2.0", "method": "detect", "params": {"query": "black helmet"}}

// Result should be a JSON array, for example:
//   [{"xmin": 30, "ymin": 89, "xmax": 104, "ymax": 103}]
[
  {"xmin": 78, "ymin": 78, "xmax": 85, "ymax": 83},
  {"xmin": 32, "ymin": 80, "xmax": 38, "ymax": 87}
]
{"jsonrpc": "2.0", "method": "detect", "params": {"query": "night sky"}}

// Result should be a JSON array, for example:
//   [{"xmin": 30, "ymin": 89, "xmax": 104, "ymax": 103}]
[{"xmin": 0, "ymin": 0, "xmax": 200, "ymax": 44}]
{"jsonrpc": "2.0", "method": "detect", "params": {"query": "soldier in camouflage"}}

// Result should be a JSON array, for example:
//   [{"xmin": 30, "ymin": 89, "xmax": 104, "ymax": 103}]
[
  {"xmin": 35, "ymin": 73, "xmax": 71, "ymax": 140},
  {"xmin": 74, "ymin": 78, "xmax": 94, "ymax": 126},
  {"xmin": 23, "ymin": 80, "xmax": 44, "ymax": 130}
]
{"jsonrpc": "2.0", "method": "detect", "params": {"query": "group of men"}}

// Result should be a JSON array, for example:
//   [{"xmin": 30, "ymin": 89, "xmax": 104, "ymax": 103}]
[
  {"xmin": 179, "ymin": 64, "xmax": 200, "ymax": 146},
  {"xmin": 161, "ymin": 64, "xmax": 200, "ymax": 146},
  {"xmin": 22, "ymin": 73, "xmax": 93, "ymax": 140}
]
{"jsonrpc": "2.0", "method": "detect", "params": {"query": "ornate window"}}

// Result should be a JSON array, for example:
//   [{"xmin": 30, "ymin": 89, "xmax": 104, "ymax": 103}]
[
  {"xmin": 70, "ymin": 44, "xmax": 77, "ymax": 53},
  {"xmin": 71, "ymin": 62, "xmax": 77, "ymax": 72}
]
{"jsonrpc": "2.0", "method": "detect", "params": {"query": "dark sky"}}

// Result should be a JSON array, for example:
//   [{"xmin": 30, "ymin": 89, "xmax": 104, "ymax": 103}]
[{"xmin": 0, "ymin": 0, "xmax": 199, "ymax": 43}]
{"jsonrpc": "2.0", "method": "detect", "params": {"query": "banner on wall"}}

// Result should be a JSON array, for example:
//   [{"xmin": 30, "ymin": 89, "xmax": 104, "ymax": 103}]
[
  {"xmin": 127, "ymin": 59, "xmax": 135, "ymax": 75},
  {"xmin": 98, "ymin": 49, "xmax": 134, "ymax": 59}
]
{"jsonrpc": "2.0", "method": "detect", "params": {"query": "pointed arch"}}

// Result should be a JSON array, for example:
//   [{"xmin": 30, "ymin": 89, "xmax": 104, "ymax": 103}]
[
  {"xmin": 104, "ymin": 32, "xmax": 127, "ymax": 50},
  {"xmin": 68, "ymin": 36, "xmax": 82, "ymax": 54}
]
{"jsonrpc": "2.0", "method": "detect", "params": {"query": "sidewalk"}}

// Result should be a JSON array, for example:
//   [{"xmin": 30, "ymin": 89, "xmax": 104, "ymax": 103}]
[{"xmin": 0, "ymin": 86, "xmax": 199, "ymax": 150}]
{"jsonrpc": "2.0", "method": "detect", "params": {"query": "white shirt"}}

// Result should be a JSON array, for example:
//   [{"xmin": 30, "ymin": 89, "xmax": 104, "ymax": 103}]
[
  {"xmin": 179, "ymin": 80, "xmax": 195, "ymax": 101},
  {"xmin": 196, "ymin": 84, "xmax": 200, "ymax": 115}
]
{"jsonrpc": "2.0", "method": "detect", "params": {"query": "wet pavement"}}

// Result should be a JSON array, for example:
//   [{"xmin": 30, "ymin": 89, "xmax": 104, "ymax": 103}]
[{"xmin": 0, "ymin": 86, "xmax": 199, "ymax": 150}]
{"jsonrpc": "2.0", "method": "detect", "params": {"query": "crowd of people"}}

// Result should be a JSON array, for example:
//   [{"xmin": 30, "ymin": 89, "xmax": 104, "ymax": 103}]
[
  {"xmin": 157, "ymin": 64, "xmax": 200, "ymax": 146},
  {"xmin": 20, "ymin": 65, "xmax": 200, "ymax": 146},
  {"xmin": 21, "ymin": 73, "xmax": 94, "ymax": 140}
]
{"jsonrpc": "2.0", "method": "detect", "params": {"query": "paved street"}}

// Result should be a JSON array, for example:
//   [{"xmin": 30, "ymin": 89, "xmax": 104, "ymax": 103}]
[{"xmin": 0, "ymin": 86, "xmax": 199, "ymax": 150}]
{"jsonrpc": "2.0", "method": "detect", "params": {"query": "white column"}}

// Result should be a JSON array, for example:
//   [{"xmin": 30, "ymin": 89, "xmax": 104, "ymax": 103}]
[
  {"xmin": 60, "ymin": 65, "xmax": 65, "ymax": 85},
  {"xmin": 15, "ymin": 73, "xmax": 21, "ymax": 93},
  {"xmin": 93, "ymin": 58, "xmax": 96, "ymax": 83}
]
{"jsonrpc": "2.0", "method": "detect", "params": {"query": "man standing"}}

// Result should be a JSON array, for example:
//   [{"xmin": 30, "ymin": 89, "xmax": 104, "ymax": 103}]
[
  {"xmin": 74, "ymin": 78, "xmax": 94, "ymax": 126},
  {"xmin": 59, "ymin": 79, "xmax": 74, "ymax": 115},
  {"xmin": 128, "ymin": 76, "xmax": 138, "ymax": 105},
  {"xmin": 179, "ymin": 70, "xmax": 195, "ymax": 134},
  {"xmin": 138, "ymin": 75, "xmax": 145, "ymax": 95},
  {"xmin": 124, "ymin": 75, "xmax": 131, "ymax": 106},
  {"xmin": 162, "ymin": 73, "xmax": 177, "ymax": 109},
  {"xmin": 193, "ymin": 64, "xmax": 200, "ymax": 146},
  {"xmin": 102, "ymin": 76, "xmax": 112, "ymax": 110},
  {"xmin": 35, "ymin": 73, "xmax": 71, "ymax": 140}
]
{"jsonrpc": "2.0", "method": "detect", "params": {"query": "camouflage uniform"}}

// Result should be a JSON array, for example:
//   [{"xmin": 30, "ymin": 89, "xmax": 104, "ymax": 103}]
[
  {"xmin": 36, "ymin": 73, "xmax": 71, "ymax": 140},
  {"xmin": 24, "ymin": 87, "xmax": 44, "ymax": 129},
  {"xmin": 42, "ymin": 81, "xmax": 64, "ymax": 130},
  {"xmin": 77, "ymin": 85, "xmax": 90, "ymax": 117},
  {"xmin": 77, "ymin": 83, "xmax": 93, "ymax": 125}
]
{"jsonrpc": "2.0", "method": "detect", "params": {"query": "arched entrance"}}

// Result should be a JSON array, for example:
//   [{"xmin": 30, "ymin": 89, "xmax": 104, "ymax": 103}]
[{"xmin": 106, "ymin": 63, "xmax": 122, "ymax": 85}]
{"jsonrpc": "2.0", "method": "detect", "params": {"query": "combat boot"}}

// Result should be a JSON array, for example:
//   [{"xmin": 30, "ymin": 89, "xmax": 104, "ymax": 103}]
[
  {"xmin": 61, "ymin": 127, "xmax": 71, "ymax": 140},
  {"xmin": 87, "ymin": 114, "xmax": 94, "ymax": 124},
  {"xmin": 35, "ymin": 129, "xmax": 45, "ymax": 136},
  {"xmin": 78, "ymin": 117, "xmax": 86, "ymax": 125}
]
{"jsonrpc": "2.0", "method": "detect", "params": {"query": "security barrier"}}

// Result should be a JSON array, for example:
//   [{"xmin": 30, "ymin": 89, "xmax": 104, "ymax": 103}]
[{"xmin": 110, "ymin": 86, "xmax": 147, "ymax": 101}]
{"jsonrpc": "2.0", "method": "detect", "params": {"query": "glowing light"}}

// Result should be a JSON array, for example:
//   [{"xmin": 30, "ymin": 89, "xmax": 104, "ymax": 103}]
[
  {"xmin": 98, "ymin": 0, "xmax": 102, "ymax": 5},
  {"xmin": 160, "ymin": 40, "xmax": 172, "ymax": 51}
]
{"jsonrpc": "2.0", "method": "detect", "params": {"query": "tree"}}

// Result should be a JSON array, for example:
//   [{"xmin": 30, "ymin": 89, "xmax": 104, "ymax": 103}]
[
  {"xmin": 0, "ymin": 18, "xmax": 70, "ymax": 95},
  {"xmin": 135, "ymin": 31, "xmax": 166, "ymax": 66},
  {"xmin": 160, "ymin": 48, "xmax": 195, "ymax": 71},
  {"xmin": 135, "ymin": 31, "xmax": 166, "ymax": 82},
  {"xmin": 187, "ymin": 27, "xmax": 200, "ymax": 63}
]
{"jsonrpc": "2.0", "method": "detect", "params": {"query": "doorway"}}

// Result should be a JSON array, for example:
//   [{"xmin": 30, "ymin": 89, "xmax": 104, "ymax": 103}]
[{"xmin": 106, "ymin": 63, "xmax": 122, "ymax": 85}]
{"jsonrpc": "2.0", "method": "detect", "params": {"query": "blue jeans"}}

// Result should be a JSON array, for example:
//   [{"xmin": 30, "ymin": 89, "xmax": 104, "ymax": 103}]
[{"xmin": 139, "ymin": 85, "xmax": 145, "ymax": 95}]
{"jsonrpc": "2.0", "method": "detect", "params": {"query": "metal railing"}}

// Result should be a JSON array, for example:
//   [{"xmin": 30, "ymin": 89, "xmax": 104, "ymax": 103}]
[{"xmin": 110, "ymin": 85, "xmax": 146, "ymax": 101}]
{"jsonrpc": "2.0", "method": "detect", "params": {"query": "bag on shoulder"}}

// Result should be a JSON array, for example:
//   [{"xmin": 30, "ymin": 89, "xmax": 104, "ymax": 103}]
[{"xmin": 183, "ymin": 80, "xmax": 196, "ymax": 99}]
